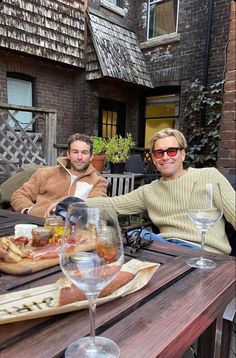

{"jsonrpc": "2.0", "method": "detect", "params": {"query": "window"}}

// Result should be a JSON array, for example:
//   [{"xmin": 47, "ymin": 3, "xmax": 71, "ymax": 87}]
[
  {"xmin": 148, "ymin": 0, "xmax": 178, "ymax": 39},
  {"xmin": 99, "ymin": 99, "xmax": 126, "ymax": 139},
  {"xmin": 104, "ymin": 0, "xmax": 123, "ymax": 7},
  {"xmin": 7, "ymin": 74, "xmax": 35, "ymax": 130},
  {"xmin": 101, "ymin": 110, "xmax": 117, "ymax": 138},
  {"xmin": 144, "ymin": 93, "xmax": 180, "ymax": 147}
]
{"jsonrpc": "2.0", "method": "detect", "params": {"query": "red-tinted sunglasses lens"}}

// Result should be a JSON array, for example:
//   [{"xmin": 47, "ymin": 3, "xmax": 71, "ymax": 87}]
[
  {"xmin": 166, "ymin": 148, "xmax": 178, "ymax": 157},
  {"xmin": 153, "ymin": 148, "xmax": 179, "ymax": 158}
]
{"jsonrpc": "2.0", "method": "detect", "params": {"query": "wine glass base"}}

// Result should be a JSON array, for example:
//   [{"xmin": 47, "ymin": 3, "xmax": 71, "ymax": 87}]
[
  {"xmin": 185, "ymin": 257, "xmax": 216, "ymax": 269},
  {"xmin": 65, "ymin": 336, "xmax": 120, "ymax": 358}
]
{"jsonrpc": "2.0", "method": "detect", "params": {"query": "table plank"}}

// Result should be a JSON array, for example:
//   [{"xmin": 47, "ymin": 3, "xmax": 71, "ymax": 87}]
[
  {"xmin": 101, "ymin": 260, "xmax": 236, "ymax": 358},
  {"xmin": 0, "ymin": 209, "xmax": 44, "ymax": 236},
  {"xmin": 0, "ymin": 257, "xmax": 192, "ymax": 356}
]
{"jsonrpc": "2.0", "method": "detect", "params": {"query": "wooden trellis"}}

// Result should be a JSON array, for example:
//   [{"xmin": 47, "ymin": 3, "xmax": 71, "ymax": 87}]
[{"xmin": 0, "ymin": 104, "xmax": 57, "ymax": 181}]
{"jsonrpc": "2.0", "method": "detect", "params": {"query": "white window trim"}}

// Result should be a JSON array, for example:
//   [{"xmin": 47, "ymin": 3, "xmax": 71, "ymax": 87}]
[
  {"xmin": 7, "ymin": 77, "xmax": 33, "ymax": 130},
  {"xmin": 100, "ymin": 0, "xmax": 125, "ymax": 17},
  {"xmin": 147, "ymin": 0, "xmax": 179, "ymax": 40},
  {"xmin": 140, "ymin": 32, "xmax": 180, "ymax": 49}
]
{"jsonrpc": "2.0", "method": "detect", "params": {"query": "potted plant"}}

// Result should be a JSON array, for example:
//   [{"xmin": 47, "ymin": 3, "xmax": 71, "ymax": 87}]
[
  {"xmin": 105, "ymin": 134, "xmax": 135, "ymax": 173},
  {"xmin": 91, "ymin": 136, "xmax": 107, "ymax": 172}
]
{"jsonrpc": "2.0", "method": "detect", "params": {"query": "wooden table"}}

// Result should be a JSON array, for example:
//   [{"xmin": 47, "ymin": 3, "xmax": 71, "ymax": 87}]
[{"xmin": 0, "ymin": 209, "xmax": 235, "ymax": 358}]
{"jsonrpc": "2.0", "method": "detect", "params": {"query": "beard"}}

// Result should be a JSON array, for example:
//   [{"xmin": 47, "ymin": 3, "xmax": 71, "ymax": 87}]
[{"xmin": 70, "ymin": 161, "xmax": 90, "ymax": 173}]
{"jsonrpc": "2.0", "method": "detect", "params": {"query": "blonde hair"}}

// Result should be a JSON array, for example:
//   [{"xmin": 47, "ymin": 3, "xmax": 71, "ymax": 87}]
[{"xmin": 149, "ymin": 128, "xmax": 187, "ymax": 151}]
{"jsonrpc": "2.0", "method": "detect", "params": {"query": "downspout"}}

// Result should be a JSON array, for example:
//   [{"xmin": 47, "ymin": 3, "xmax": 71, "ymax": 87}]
[
  {"xmin": 201, "ymin": 0, "xmax": 214, "ymax": 125},
  {"xmin": 203, "ymin": 0, "xmax": 214, "ymax": 88}
]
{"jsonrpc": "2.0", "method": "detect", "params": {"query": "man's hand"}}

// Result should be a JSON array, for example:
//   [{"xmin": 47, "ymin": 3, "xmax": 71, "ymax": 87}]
[{"xmin": 45, "ymin": 202, "xmax": 58, "ymax": 217}]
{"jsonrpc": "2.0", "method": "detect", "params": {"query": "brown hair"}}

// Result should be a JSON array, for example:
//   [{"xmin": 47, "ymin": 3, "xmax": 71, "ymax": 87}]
[
  {"xmin": 149, "ymin": 128, "xmax": 187, "ymax": 152},
  {"xmin": 67, "ymin": 133, "xmax": 93, "ymax": 154}
]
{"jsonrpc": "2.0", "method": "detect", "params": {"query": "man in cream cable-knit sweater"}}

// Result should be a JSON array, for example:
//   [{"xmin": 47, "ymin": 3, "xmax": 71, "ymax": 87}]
[{"xmin": 86, "ymin": 128, "xmax": 235, "ymax": 255}]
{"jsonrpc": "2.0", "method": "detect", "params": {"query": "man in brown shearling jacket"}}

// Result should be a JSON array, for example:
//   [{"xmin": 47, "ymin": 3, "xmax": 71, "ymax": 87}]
[{"xmin": 11, "ymin": 133, "xmax": 107, "ymax": 217}]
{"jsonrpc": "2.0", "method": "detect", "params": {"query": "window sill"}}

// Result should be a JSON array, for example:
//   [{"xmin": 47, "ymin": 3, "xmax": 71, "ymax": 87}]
[
  {"xmin": 100, "ymin": 0, "xmax": 125, "ymax": 17},
  {"xmin": 140, "ymin": 33, "xmax": 180, "ymax": 50}
]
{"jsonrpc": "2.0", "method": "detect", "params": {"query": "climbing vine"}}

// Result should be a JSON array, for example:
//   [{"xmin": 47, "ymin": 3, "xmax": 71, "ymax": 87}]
[{"xmin": 183, "ymin": 79, "xmax": 224, "ymax": 167}]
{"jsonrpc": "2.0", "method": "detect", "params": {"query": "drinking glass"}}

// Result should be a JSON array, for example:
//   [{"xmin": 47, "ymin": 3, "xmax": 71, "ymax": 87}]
[
  {"xmin": 60, "ymin": 203, "xmax": 124, "ymax": 358},
  {"xmin": 44, "ymin": 215, "xmax": 64, "ymax": 243},
  {"xmin": 185, "ymin": 182, "xmax": 223, "ymax": 269}
]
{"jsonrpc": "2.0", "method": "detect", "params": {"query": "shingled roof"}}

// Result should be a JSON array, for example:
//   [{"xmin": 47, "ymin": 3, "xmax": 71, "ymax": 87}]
[{"xmin": 86, "ymin": 11, "xmax": 153, "ymax": 88}]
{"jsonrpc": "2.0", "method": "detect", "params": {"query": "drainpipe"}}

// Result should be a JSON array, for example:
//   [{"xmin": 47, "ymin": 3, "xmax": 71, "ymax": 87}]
[
  {"xmin": 201, "ymin": 0, "xmax": 214, "ymax": 125},
  {"xmin": 203, "ymin": 0, "xmax": 214, "ymax": 87}
]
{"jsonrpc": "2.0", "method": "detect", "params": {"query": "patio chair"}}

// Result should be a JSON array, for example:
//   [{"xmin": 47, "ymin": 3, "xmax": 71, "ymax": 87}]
[
  {"xmin": 101, "ymin": 173, "xmax": 147, "ymax": 228},
  {"xmin": 125, "ymin": 154, "xmax": 144, "ymax": 174},
  {"xmin": 102, "ymin": 173, "xmax": 135, "ymax": 197},
  {"xmin": 0, "ymin": 163, "xmax": 41, "ymax": 209},
  {"xmin": 125, "ymin": 154, "xmax": 161, "ymax": 186},
  {"xmin": 0, "ymin": 159, "xmax": 20, "ymax": 183}
]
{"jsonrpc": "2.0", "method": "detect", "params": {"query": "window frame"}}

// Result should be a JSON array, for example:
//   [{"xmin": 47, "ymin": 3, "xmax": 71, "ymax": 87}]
[
  {"xmin": 103, "ymin": 0, "xmax": 123, "ymax": 7},
  {"xmin": 99, "ymin": 98, "xmax": 126, "ymax": 139},
  {"xmin": 7, "ymin": 72, "xmax": 36, "ymax": 131},
  {"xmin": 100, "ymin": 0, "xmax": 125, "ymax": 16},
  {"xmin": 138, "ymin": 86, "xmax": 181, "ymax": 147},
  {"xmin": 147, "ymin": 0, "xmax": 179, "ymax": 40}
]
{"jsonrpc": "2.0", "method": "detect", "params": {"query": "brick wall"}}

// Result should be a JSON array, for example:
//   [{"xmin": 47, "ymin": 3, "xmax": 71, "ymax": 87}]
[
  {"xmin": 1, "ymin": 0, "xmax": 234, "ymax": 168},
  {"xmin": 0, "ymin": 47, "xmax": 141, "ymax": 147},
  {"xmin": 0, "ymin": 49, "xmax": 82, "ymax": 143},
  {"xmin": 135, "ymin": 0, "xmax": 231, "ymax": 130},
  {"xmin": 217, "ymin": 0, "xmax": 236, "ymax": 176},
  {"xmin": 77, "ymin": 79, "xmax": 142, "ymax": 142}
]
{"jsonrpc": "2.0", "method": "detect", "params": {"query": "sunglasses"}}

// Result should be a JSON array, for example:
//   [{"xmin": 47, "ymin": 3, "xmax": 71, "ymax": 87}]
[{"xmin": 152, "ymin": 147, "xmax": 181, "ymax": 159}]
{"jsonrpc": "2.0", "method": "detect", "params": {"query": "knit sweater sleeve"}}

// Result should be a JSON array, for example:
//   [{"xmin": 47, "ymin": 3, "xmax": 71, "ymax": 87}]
[
  {"xmin": 214, "ymin": 169, "xmax": 236, "ymax": 229},
  {"xmin": 86, "ymin": 185, "xmax": 147, "ymax": 214},
  {"xmin": 210, "ymin": 168, "xmax": 236, "ymax": 228}
]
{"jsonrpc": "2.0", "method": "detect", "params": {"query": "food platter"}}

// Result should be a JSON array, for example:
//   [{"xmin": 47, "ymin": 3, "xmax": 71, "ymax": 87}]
[{"xmin": 0, "ymin": 235, "xmax": 96, "ymax": 275}]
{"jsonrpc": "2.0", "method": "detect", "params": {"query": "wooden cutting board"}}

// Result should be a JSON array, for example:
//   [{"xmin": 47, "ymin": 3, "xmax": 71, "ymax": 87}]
[
  {"xmin": 0, "ymin": 257, "xmax": 60, "ymax": 275},
  {"xmin": 0, "ymin": 240, "xmax": 95, "ymax": 276}
]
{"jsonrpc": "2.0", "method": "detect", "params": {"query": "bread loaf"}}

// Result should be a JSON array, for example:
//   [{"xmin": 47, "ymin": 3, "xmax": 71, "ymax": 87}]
[
  {"xmin": 57, "ymin": 271, "xmax": 134, "ymax": 306},
  {"xmin": 0, "ymin": 237, "xmax": 24, "ymax": 263}
]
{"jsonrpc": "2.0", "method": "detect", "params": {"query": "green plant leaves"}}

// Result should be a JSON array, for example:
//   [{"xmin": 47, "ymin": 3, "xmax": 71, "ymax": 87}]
[
  {"xmin": 105, "ymin": 134, "xmax": 135, "ymax": 164},
  {"xmin": 184, "ymin": 79, "xmax": 224, "ymax": 168}
]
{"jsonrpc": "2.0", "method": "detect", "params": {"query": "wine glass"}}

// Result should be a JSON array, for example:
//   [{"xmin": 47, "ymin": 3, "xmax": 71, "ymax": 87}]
[
  {"xmin": 60, "ymin": 202, "xmax": 124, "ymax": 358},
  {"xmin": 185, "ymin": 182, "xmax": 223, "ymax": 269}
]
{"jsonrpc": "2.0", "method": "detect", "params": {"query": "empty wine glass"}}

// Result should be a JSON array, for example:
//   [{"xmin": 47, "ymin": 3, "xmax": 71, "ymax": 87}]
[
  {"xmin": 185, "ymin": 182, "xmax": 223, "ymax": 269},
  {"xmin": 60, "ymin": 202, "xmax": 124, "ymax": 358}
]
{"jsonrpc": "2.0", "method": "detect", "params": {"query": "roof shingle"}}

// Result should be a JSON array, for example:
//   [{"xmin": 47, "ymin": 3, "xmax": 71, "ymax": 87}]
[{"xmin": 87, "ymin": 12, "xmax": 153, "ymax": 88}]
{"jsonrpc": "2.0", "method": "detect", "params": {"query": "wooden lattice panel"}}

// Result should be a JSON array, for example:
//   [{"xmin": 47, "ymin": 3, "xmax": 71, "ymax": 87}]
[{"xmin": 0, "ymin": 104, "xmax": 57, "ymax": 180}]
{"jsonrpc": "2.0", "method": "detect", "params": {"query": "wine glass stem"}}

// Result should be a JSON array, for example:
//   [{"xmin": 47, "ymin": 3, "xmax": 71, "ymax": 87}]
[
  {"xmin": 87, "ymin": 294, "xmax": 99, "ymax": 345},
  {"xmin": 200, "ymin": 230, "xmax": 207, "ymax": 261}
]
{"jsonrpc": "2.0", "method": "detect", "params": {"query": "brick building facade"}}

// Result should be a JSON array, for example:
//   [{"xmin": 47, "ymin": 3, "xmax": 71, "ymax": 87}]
[
  {"xmin": 0, "ymin": 0, "xmax": 234, "ymax": 174},
  {"xmin": 217, "ymin": 0, "xmax": 236, "ymax": 176}
]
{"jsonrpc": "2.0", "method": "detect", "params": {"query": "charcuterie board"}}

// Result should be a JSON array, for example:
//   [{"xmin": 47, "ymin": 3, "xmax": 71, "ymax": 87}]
[
  {"xmin": 0, "ymin": 236, "xmax": 96, "ymax": 275},
  {"xmin": 0, "ymin": 257, "xmax": 60, "ymax": 275}
]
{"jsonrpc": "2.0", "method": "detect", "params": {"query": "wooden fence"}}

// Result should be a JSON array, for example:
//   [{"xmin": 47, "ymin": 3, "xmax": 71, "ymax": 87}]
[{"xmin": 0, "ymin": 103, "xmax": 57, "ymax": 181}]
